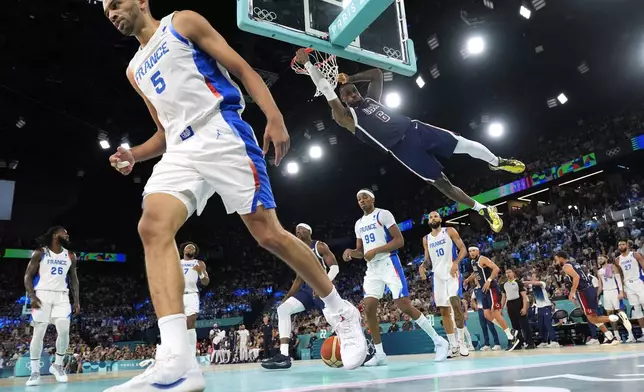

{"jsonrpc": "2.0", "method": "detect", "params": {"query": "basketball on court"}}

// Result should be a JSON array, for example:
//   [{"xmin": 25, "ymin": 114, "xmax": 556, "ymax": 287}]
[{"xmin": 320, "ymin": 336, "xmax": 342, "ymax": 368}]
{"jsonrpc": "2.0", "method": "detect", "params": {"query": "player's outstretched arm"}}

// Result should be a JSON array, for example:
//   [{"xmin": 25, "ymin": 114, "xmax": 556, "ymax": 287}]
[
  {"xmin": 341, "ymin": 68, "xmax": 383, "ymax": 101},
  {"xmin": 24, "ymin": 249, "xmax": 43, "ymax": 308},
  {"xmin": 197, "ymin": 261, "xmax": 210, "ymax": 286},
  {"xmin": 175, "ymin": 11, "xmax": 289, "ymax": 164},
  {"xmin": 69, "ymin": 252, "xmax": 80, "ymax": 314}
]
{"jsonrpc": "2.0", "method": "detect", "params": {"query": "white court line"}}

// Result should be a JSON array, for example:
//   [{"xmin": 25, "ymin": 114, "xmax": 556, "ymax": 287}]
[
  {"xmin": 616, "ymin": 373, "xmax": 644, "ymax": 376},
  {"xmin": 265, "ymin": 353, "xmax": 644, "ymax": 392}
]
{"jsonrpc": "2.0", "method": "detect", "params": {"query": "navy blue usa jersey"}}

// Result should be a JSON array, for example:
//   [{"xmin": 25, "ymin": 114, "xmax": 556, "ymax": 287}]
[
  {"xmin": 566, "ymin": 261, "xmax": 592, "ymax": 290},
  {"xmin": 348, "ymin": 98, "xmax": 411, "ymax": 150}
]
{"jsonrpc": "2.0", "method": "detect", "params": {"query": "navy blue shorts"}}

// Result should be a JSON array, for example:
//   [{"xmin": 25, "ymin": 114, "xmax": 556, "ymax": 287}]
[
  {"xmin": 576, "ymin": 286, "xmax": 598, "ymax": 317},
  {"xmin": 389, "ymin": 121, "xmax": 458, "ymax": 182},
  {"xmin": 481, "ymin": 285, "xmax": 502, "ymax": 310},
  {"xmin": 294, "ymin": 285, "xmax": 325, "ymax": 311}
]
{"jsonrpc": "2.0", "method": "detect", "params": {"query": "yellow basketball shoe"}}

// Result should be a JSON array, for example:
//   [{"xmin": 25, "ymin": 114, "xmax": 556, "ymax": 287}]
[
  {"xmin": 489, "ymin": 158, "xmax": 526, "ymax": 174},
  {"xmin": 479, "ymin": 206, "xmax": 503, "ymax": 233}
]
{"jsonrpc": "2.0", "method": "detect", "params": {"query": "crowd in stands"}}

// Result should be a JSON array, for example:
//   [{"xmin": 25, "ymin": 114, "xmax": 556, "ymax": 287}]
[{"xmin": 1, "ymin": 104, "xmax": 644, "ymax": 369}]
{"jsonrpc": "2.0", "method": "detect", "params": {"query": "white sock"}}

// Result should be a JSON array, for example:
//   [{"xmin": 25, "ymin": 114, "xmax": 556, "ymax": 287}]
[
  {"xmin": 188, "ymin": 329, "xmax": 197, "ymax": 356},
  {"xmin": 280, "ymin": 343, "xmax": 289, "ymax": 356},
  {"xmin": 321, "ymin": 287, "xmax": 345, "ymax": 313},
  {"xmin": 447, "ymin": 333, "xmax": 457, "ymax": 347},
  {"xmin": 489, "ymin": 156, "xmax": 500, "ymax": 166},
  {"xmin": 473, "ymin": 201, "xmax": 485, "ymax": 212},
  {"xmin": 464, "ymin": 328, "xmax": 473, "ymax": 345},
  {"xmin": 456, "ymin": 328, "xmax": 465, "ymax": 344},
  {"xmin": 453, "ymin": 136, "xmax": 499, "ymax": 166},
  {"xmin": 413, "ymin": 314, "xmax": 439, "ymax": 340},
  {"xmin": 30, "ymin": 359, "xmax": 40, "ymax": 374},
  {"xmin": 158, "ymin": 314, "xmax": 189, "ymax": 357},
  {"xmin": 504, "ymin": 328, "xmax": 513, "ymax": 339},
  {"xmin": 55, "ymin": 353, "xmax": 65, "ymax": 366},
  {"xmin": 374, "ymin": 342, "xmax": 385, "ymax": 355}
]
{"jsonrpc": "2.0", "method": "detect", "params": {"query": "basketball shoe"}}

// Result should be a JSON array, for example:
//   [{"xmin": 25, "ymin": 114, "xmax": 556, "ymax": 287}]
[
  {"xmin": 434, "ymin": 336, "xmax": 449, "ymax": 362},
  {"xmin": 489, "ymin": 158, "xmax": 526, "ymax": 174},
  {"xmin": 322, "ymin": 301, "xmax": 367, "ymax": 370},
  {"xmin": 479, "ymin": 206, "xmax": 503, "ymax": 232},
  {"xmin": 49, "ymin": 363, "xmax": 68, "ymax": 383},
  {"xmin": 103, "ymin": 346, "xmax": 205, "ymax": 392},
  {"xmin": 364, "ymin": 352, "xmax": 387, "ymax": 367},
  {"xmin": 261, "ymin": 353, "xmax": 292, "ymax": 370},
  {"xmin": 25, "ymin": 373, "xmax": 41, "ymax": 386}
]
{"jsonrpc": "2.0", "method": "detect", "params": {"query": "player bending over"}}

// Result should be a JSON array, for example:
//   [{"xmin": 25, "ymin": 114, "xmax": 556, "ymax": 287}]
[
  {"xmin": 343, "ymin": 189, "xmax": 449, "ymax": 366},
  {"xmin": 103, "ymin": 2, "xmax": 367, "ymax": 390},
  {"xmin": 615, "ymin": 241, "xmax": 644, "ymax": 341},
  {"xmin": 595, "ymin": 256, "xmax": 635, "ymax": 342},
  {"xmin": 420, "ymin": 211, "xmax": 470, "ymax": 357},
  {"xmin": 555, "ymin": 251, "xmax": 626, "ymax": 345},
  {"xmin": 295, "ymin": 49, "xmax": 526, "ymax": 233},
  {"xmin": 24, "ymin": 226, "xmax": 80, "ymax": 386},
  {"xmin": 464, "ymin": 247, "xmax": 520, "ymax": 351},
  {"xmin": 180, "ymin": 242, "xmax": 209, "ymax": 356},
  {"xmin": 262, "ymin": 223, "xmax": 339, "ymax": 370}
]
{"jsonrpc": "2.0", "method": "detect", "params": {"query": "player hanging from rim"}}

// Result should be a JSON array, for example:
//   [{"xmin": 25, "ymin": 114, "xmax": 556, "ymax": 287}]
[
  {"xmin": 24, "ymin": 226, "xmax": 80, "ymax": 386},
  {"xmin": 554, "ymin": 251, "xmax": 626, "ymax": 345},
  {"xmin": 596, "ymin": 255, "xmax": 635, "ymax": 342},
  {"xmin": 419, "ymin": 211, "xmax": 470, "ymax": 357},
  {"xmin": 463, "ymin": 246, "xmax": 520, "ymax": 351},
  {"xmin": 262, "ymin": 223, "xmax": 339, "ymax": 370},
  {"xmin": 294, "ymin": 49, "xmax": 526, "ymax": 233},
  {"xmin": 615, "ymin": 241, "xmax": 644, "ymax": 341},
  {"xmin": 103, "ymin": 2, "xmax": 367, "ymax": 390},
  {"xmin": 179, "ymin": 242, "xmax": 209, "ymax": 356},
  {"xmin": 343, "ymin": 189, "xmax": 449, "ymax": 366}
]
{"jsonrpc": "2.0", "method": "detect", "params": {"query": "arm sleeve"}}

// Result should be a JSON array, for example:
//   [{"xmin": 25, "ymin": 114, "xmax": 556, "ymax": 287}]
[{"xmin": 377, "ymin": 209, "xmax": 397, "ymax": 229}]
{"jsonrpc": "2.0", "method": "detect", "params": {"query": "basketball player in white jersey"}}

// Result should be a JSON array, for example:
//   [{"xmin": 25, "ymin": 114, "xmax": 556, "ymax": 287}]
[
  {"xmin": 616, "ymin": 240, "xmax": 644, "ymax": 340},
  {"xmin": 597, "ymin": 256, "xmax": 635, "ymax": 342},
  {"xmin": 180, "ymin": 242, "xmax": 209, "ymax": 356},
  {"xmin": 23, "ymin": 226, "xmax": 80, "ymax": 386},
  {"xmin": 236, "ymin": 325, "xmax": 250, "ymax": 362},
  {"xmin": 419, "ymin": 211, "xmax": 469, "ymax": 357},
  {"xmin": 294, "ymin": 49, "xmax": 525, "ymax": 234},
  {"xmin": 343, "ymin": 189, "xmax": 449, "ymax": 366},
  {"xmin": 262, "ymin": 223, "xmax": 339, "ymax": 370},
  {"xmin": 103, "ymin": 2, "xmax": 366, "ymax": 389}
]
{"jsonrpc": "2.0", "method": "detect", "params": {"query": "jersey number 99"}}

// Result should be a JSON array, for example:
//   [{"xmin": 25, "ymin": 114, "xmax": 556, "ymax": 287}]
[
  {"xmin": 151, "ymin": 71, "xmax": 166, "ymax": 94},
  {"xmin": 364, "ymin": 233, "xmax": 376, "ymax": 244},
  {"xmin": 50, "ymin": 267, "xmax": 64, "ymax": 275}
]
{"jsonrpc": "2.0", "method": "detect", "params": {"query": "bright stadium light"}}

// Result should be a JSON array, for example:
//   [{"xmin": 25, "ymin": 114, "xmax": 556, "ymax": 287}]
[
  {"xmin": 416, "ymin": 76, "xmax": 426, "ymax": 88},
  {"xmin": 342, "ymin": 0, "xmax": 351, "ymax": 8},
  {"xmin": 120, "ymin": 143, "xmax": 131, "ymax": 150},
  {"xmin": 467, "ymin": 36, "xmax": 485, "ymax": 55},
  {"xmin": 286, "ymin": 162, "xmax": 299, "ymax": 175},
  {"xmin": 557, "ymin": 93, "xmax": 568, "ymax": 104},
  {"xmin": 488, "ymin": 122, "xmax": 504, "ymax": 138},
  {"xmin": 99, "ymin": 140, "xmax": 110, "ymax": 149},
  {"xmin": 309, "ymin": 145, "xmax": 322, "ymax": 159},
  {"xmin": 519, "ymin": 6, "xmax": 532, "ymax": 19},
  {"xmin": 385, "ymin": 92, "xmax": 401, "ymax": 108}
]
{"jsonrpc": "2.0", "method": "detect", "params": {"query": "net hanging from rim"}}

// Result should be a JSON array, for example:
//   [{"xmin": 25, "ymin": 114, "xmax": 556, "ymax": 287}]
[{"xmin": 291, "ymin": 48, "xmax": 339, "ymax": 97}]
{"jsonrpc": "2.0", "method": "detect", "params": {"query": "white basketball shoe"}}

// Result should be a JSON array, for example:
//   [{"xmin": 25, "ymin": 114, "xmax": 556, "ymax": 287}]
[
  {"xmin": 103, "ymin": 346, "xmax": 205, "ymax": 392},
  {"xmin": 25, "ymin": 373, "xmax": 41, "ymax": 386},
  {"xmin": 49, "ymin": 363, "xmax": 68, "ymax": 383},
  {"xmin": 364, "ymin": 352, "xmax": 388, "ymax": 367},
  {"xmin": 434, "ymin": 336, "xmax": 449, "ymax": 362},
  {"xmin": 322, "ymin": 300, "xmax": 367, "ymax": 370}
]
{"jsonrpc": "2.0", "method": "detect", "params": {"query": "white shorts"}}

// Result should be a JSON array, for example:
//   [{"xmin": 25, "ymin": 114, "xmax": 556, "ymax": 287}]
[
  {"xmin": 183, "ymin": 293, "xmax": 200, "ymax": 316},
  {"xmin": 433, "ymin": 274, "xmax": 462, "ymax": 307},
  {"xmin": 602, "ymin": 289, "xmax": 622, "ymax": 311},
  {"xmin": 143, "ymin": 111, "xmax": 276, "ymax": 217},
  {"xmin": 363, "ymin": 255, "xmax": 409, "ymax": 300},
  {"xmin": 625, "ymin": 279, "xmax": 644, "ymax": 306},
  {"xmin": 31, "ymin": 290, "xmax": 71, "ymax": 324}
]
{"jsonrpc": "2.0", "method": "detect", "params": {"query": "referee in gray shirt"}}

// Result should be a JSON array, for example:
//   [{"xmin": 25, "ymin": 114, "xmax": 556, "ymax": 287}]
[{"xmin": 501, "ymin": 269, "xmax": 535, "ymax": 349}]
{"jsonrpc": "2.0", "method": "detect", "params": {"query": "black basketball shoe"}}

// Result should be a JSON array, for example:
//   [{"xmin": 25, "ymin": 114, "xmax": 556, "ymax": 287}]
[{"xmin": 261, "ymin": 353, "xmax": 292, "ymax": 370}]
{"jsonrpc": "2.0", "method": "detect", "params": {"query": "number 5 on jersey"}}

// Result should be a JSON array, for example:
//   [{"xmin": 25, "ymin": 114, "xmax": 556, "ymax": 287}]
[
  {"xmin": 151, "ymin": 70, "xmax": 166, "ymax": 94},
  {"xmin": 364, "ymin": 233, "xmax": 376, "ymax": 244}
]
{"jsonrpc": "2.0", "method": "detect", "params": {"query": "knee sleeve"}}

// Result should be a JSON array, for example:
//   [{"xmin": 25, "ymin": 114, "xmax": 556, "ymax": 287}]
[
  {"xmin": 54, "ymin": 318, "xmax": 70, "ymax": 355},
  {"xmin": 277, "ymin": 297, "xmax": 305, "ymax": 339},
  {"xmin": 30, "ymin": 322, "xmax": 48, "ymax": 359}
]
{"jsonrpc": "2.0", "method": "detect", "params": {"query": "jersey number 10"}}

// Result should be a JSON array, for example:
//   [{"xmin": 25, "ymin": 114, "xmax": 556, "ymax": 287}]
[
  {"xmin": 435, "ymin": 248, "xmax": 445, "ymax": 257},
  {"xmin": 364, "ymin": 233, "xmax": 376, "ymax": 244}
]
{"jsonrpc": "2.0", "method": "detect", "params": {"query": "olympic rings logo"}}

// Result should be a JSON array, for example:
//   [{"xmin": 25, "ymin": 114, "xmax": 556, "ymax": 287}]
[
  {"xmin": 383, "ymin": 46, "xmax": 402, "ymax": 59},
  {"xmin": 605, "ymin": 148, "xmax": 621, "ymax": 157},
  {"xmin": 253, "ymin": 7, "xmax": 277, "ymax": 22}
]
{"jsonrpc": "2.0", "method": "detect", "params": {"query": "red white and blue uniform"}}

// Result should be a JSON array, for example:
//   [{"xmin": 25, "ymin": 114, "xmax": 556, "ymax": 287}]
[
  {"xmin": 32, "ymin": 247, "xmax": 72, "ymax": 324},
  {"xmin": 568, "ymin": 261, "xmax": 599, "ymax": 316},
  {"xmin": 294, "ymin": 241, "xmax": 326, "ymax": 310},
  {"xmin": 355, "ymin": 208, "xmax": 409, "ymax": 300},
  {"xmin": 426, "ymin": 228, "xmax": 461, "ymax": 307},
  {"xmin": 470, "ymin": 258, "xmax": 501, "ymax": 310},
  {"xmin": 616, "ymin": 252, "xmax": 644, "ymax": 306},
  {"xmin": 130, "ymin": 13, "xmax": 274, "ymax": 216}
]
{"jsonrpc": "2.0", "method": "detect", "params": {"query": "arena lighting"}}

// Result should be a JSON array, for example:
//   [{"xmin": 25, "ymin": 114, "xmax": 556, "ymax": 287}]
[
  {"xmin": 120, "ymin": 143, "xmax": 131, "ymax": 150},
  {"xmin": 557, "ymin": 93, "xmax": 568, "ymax": 104},
  {"xmin": 99, "ymin": 140, "xmax": 110, "ymax": 149},
  {"xmin": 517, "ymin": 188, "xmax": 549, "ymax": 202},
  {"xmin": 492, "ymin": 201, "xmax": 507, "ymax": 208},
  {"xmin": 488, "ymin": 122, "xmax": 504, "ymax": 138},
  {"xmin": 384, "ymin": 92, "xmax": 401, "ymax": 108},
  {"xmin": 286, "ymin": 162, "xmax": 299, "ymax": 175},
  {"xmin": 416, "ymin": 76, "xmax": 426, "ymax": 88},
  {"xmin": 519, "ymin": 6, "xmax": 531, "ymax": 19},
  {"xmin": 467, "ymin": 37, "xmax": 485, "ymax": 55},
  {"xmin": 309, "ymin": 145, "xmax": 323, "ymax": 159},
  {"xmin": 617, "ymin": 221, "xmax": 625, "ymax": 228},
  {"xmin": 558, "ymin": 170, "xmax": 603, "ymax": 186},
  {"xmin": 342, "ymin": 0, "xmax": 351, "ymax": 8},
  {"xmin": 445, "ymin": 214, "xmax": 468, "ymax": 224}
]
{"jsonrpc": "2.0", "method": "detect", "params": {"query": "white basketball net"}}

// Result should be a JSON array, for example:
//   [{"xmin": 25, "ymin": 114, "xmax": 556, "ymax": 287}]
[{"xmin": 291, "ymin": 50, "xmax": 339, "ymax": 97}]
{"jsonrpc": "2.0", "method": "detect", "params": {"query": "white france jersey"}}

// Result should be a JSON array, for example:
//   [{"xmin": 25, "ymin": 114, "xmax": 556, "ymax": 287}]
[
  {"xmin": 128, "ymin": 13, "xmax": 245, "ymax": 150},
  {"xmin": 617, "ymin": 252, "xmax": 644, "ymax": 283},
  {"xmin": 598, "ymin": 266, "xmax": 620, "ymax": 291},
  {"xmin": 426, "ymin": 228, "xmax": 457, "ymax": 280},
  {"xmin": 35, "ymin": 247, "xmax": 72, "ymax": 292},
  {"xmin": 355, "ymin": 208, "xmax": 397, "ymax": 265},
  {"xmin": 182, "ymin": 259, "xmax": 200, "ymax": 294}
]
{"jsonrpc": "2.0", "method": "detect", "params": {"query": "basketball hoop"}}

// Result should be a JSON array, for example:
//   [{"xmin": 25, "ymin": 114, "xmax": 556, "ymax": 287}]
[{"xmin": 291, "ymin": 48, "xmax": 339, "ymax": 98}]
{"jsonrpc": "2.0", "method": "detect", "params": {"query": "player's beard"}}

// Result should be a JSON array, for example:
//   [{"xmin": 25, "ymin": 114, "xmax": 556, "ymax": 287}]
[
  {"xmin": 429, "ymin": 221, "xmax": 441, "ymax": 229},
  {"xmin": 184, "ymin": 252, "xmax": 195, "ymax": 259},
  {"xmin": 58, "ymin": 238, "xmax": 70, "ymax": 248}
]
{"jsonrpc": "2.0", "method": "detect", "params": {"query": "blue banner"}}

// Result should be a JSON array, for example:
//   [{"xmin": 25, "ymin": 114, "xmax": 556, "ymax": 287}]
[
  {"xmin": 112, "ymin": 359, "xmax": 153, "ymax": 372},
  {"xmin": 81, "ymin": 361, "xmax": 115, "ymax": 373},
  {"xmin": 14, "ymin": 355, "xmax": 51, "ymax": 377}
]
